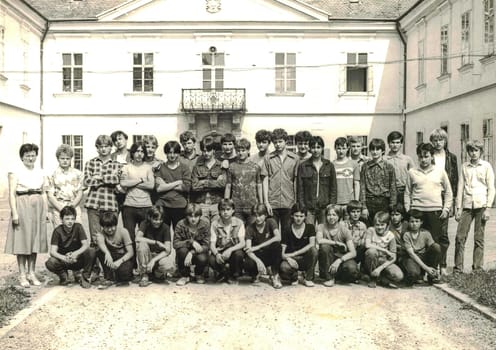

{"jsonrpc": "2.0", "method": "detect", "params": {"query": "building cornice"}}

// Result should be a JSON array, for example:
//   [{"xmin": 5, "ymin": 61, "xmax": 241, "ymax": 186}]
[{"xmin": 4, "ymin": 0, "xmax": 47, "ymax": 34}]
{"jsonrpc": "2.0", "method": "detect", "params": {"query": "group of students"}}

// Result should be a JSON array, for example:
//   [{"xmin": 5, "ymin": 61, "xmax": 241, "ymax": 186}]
[{"xmin": 6, "ymin": 127, "xmax": 495, "ymax": 290}]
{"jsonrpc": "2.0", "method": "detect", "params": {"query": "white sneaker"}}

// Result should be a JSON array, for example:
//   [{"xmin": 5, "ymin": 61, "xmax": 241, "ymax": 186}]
[
  {"xmin": 323, "ymin": 279, "xmax": 335, "ymax": 287},
  {"xmin": 441, "ymin": 267, "xmax": 449, "ymax": 276},
  {"xmin": 176, "ymin": 276, "xmax": 190, "ymax": 286},
  {"xmin": 303, "ymin": 279, "xmax": 315, "ymax": 287}
]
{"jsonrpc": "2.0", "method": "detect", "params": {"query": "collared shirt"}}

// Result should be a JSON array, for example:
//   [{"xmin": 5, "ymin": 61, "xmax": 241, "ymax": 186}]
[
  {"xmin": 173, "ymin": 217, "xmax": 210, "ymax": 253},
  {"xmin": 249, "ymin": 152, "xmax": 267, "ymax": 168},
  {"xmin": 83, "ymin": 157, "xmax": 121, "ymax": 211},
  {"xmin": 210, "ymin": 216, "xmax": 245, "ymax": 251},
  {"xmin": 457, "ymin": 159, "xmax": 495, "ymax": 209},
  {"xmin": 360, "ymin": 159, "xmax": 397, "ymax": 207},
  {"xmin": 227, "ymin": 160, "xmax": 262, "ymax": 209},
  {"xmin": 191, "ymin": 158, "xmax": 226, "ymax": 205},
  {"xmin": 261, "ymin": 150, "xmax": 298, "ymax": 209},
  {"xmin": 385, "ymin": 152, "xmax": 415, "ymax": 188},
  {"xmin": 48, "ymin": 166, "xmax": 84, "ymax": 202},
  {"xmin": 404, "ymin": 166, "xmax": 453, "ymax": 212},
  {"xmin": 179, "ymin": 152, "xmax": 201, "ymax": 173}
]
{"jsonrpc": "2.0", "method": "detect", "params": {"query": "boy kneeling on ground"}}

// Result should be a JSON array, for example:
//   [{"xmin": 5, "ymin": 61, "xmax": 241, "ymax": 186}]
[
  {"xmin": 96, "ymin": 211, "xmax": 134, "ymax": 289},
  {"xmin": 45, "ymin": 205, "xmax": 95, "ymax": 288}
]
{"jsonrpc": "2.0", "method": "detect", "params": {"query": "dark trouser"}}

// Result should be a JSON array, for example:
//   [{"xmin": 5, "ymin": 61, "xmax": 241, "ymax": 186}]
[
  {"xmin": 163, "ymin": 207, "xmax": 186, "ymax": 230},
  {"xmin": 419, "ymin": 210, "xmax": 449, "ymax": 268},
  {"xmin": 363, "ymin": 248, "xmax": 403, "ymax": 283},
  {"xmin": 365, "ymin": 196, "xmax": 390, "ymax": 226},
  {"xmin": 97, "ymin": 248, "xmax": 134, "ymax": 282},
  {"xmin": 318, "ymin": 244, "xmax": 360, "ymax": 282},
  {"xmin": 396, "ymin": 187, "xmax": 406, "ymax": 215},
  {"xmin": 355, "ymin": 245, "xmax": 366, "ymax": 265},
  {"xmin": 209, "ymin": 249, "xmax": 245, "ymax": 279},
  {"xmin": 234, "ymin": 208, "xmax": 255, "ymax": 226},
  {"xmin": 400, "ymin": 243, "xmax": 441, "ymax": 283},
  {"xmin": 122, "ymin": 206, "xmax": 149, "ymax": 243},
  {"xmin": 244, "ymin": 242, "xmax": 282, "ymax": 276},
  {"xmin": 272, "ymin": 208, "xmax": 292, "ymax": 237},
  {"xmin": 280, "ymin": 247, "xmax": 318, "ymax": 282},
  {"xmin": 306, "ymin": 208, "xmax": 326, "ymax": 226},
  {"xmin": 45, "ymin": 248, "xmax": 96, "ymax": 280},
  {"xmin": 455, "ymin": 208, "xmax": 486, "ymax": 271},
  {"xmin": 176, "ymin": 247, "xmax": 209, "ymax": 277}
]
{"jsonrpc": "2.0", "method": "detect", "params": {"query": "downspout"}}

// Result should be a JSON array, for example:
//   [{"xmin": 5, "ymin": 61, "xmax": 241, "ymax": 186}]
[
  {"xmin": 395, "ymin": 21, "xmax": 407, "ymax": 153},
  {"xmin": 40, "ymin": 21, "xmax": 49, "ymax": 168}
]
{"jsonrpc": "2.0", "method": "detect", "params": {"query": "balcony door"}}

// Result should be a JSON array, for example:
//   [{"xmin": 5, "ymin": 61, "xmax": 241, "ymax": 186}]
[{"xmin": 202, "ymin": 52, "xmax": 224, "ymax": 90}]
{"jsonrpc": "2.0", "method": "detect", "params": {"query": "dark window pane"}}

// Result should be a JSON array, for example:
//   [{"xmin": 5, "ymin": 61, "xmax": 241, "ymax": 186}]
[
  {"xmin": 215, "ymin": 68, "xmax": 223, "ymax": 80},
  {"xmin": 74, "ymin": 54, "xmax": 83, "ymax": 65},
  {"xmin": 73, "ymin": 68, "xmax": 82, "ymax": 79},
  {"xmin": 74, "ymin": 136, "xmax": 83, "ymax": 147},
  {"xmin": 133, "ymin": 68, "xmax": 142, "ymax": 80},
  {"xmin": 73, "ymin": 80, "xmax": 82, "ymax": 92},
  {"xmin": 144, "ymin": 80, "xmax": 153, "ymax": 92},
  {"xmin": 215, "ymin": 79, "xmax": 223, "ymax": 89},
  {"xmin": 346, "ymin": 67, "xmax": 367, "ymax": 92},
  {"xmin": 358, "ymin": 53, "xmax": 368, "ymax": 64},
  {"xmin": 133, "ymin": 53, "xmax": 142, "ymax": 65},
  {"xmin": 63, "ymin": 80, "xmax": 71, "ymax": 92},
  {"xmin": 63, "ymin": 68, "xmax": 72, "ymax": 80},
  {"xmin": 62, "ymin": 54, "xmax": 71, "ymax": 66},
  {"xmin": 202, "ymin": 53, "xmax": 212, "ymax": 66},
  {"xmin": 347, "ymin": 53, "xmax": 356, "ymax": 65},
  {"xmin": 144, "ymin": 53, "xmax": 153, "ymax": 65},
  {"xmin": 133, "ymin": 80, "xmax": 142, "ymax": 92},
  {"xmin": 203, "ymin": 69, "xmax": 211, "ymax": 81}
]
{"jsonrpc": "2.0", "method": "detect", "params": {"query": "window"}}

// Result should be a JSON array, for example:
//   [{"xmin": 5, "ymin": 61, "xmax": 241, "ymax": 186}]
[
  {"xmin": 62, "ymin": 53, "xmax": 83, "ymax": 92},
  {"xmin": 416, "ymin": 131, "xmax": 424, "ymax": 146},
  {"xmin": 460, "ymin": 123, "xmax": 470, "ymax": 163},
  {"xmin": 275, "ymin": 53, "xmax": 296, "ymax": 93},
  {"xmin": 483, "ymin": 118, "xmax": 494, "ymax": 163},
  {"xmin": 345, "ymin": 53, "xmax": 373, "ymax": 93},
  {"xmin": 132, "ymin": 135, "xmax": 153, "ymax": 144},
  {"xmin": 484, "ymin": 0, "xmax": 495, "ymax": 55},
  {"xmin": 347, "ymin": 135, "xmax": 368, "ymax": 156},
  {"xmin": 133, "ymin": 53, "xmax": 153, "ymax": 92},
  {"xmin": 418, "ymin": 40, "xmax": 425, "ymax": 85},
  {"xmin": 285, "ymin": 134, "xmax": 297, "ymax": 153},
  {"xmin": 440, "ymin": 25, "xmax": 449, "ymax": 75},
  {"xmin": 62, "ymin": 135, "xmax": 84, "ymax": 171},
  {"xmin": 461, "ymin": 11, "xmax": 471, "ymax": 66},
  {"xmin": 202, "ymin": 52, "xmax": 224, "ymax": 90}
]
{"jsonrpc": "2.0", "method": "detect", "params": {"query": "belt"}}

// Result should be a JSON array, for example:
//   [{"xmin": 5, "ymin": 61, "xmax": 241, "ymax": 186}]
[{"xmin": 16, "ymin": 189, "xmax": 43, "ymax": 196}]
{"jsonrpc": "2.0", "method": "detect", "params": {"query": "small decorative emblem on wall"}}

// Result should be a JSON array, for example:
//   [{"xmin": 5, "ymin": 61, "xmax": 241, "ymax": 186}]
[{"xmin": 206, "ymin": 0, "xmax": 221, "ymax": 13}]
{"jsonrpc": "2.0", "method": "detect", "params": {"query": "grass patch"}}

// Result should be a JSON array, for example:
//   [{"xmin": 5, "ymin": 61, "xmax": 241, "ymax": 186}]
[
  {"xmin": 447, "ymin": 269, "xmax": 496, "ymax": 311},
  {"xmin": 0, "ymin": 285, "xmax": 31, "ymax": 326}
]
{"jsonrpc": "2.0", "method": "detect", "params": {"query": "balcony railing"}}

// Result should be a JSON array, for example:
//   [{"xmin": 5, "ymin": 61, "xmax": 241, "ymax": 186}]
[{"xmin": 181, "ymin": 88, "xmax": 246, "ymax": 113}]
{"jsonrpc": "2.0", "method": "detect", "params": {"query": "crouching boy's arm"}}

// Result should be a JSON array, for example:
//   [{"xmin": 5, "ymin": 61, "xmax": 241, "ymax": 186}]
[
  {"xmin": 405, "ymin": 246, "xmax": 437, "ymax": 277},
  {"xmin": 221, "ymin": 225, "xmax": 246, "ymax": 261},
  {"xmin": 50, "ymin": 245, "xmax": 69, "ymax": 263},
  {"xmin": 68, "ymin": 239, "xmax": 90, "ymax": 262}
]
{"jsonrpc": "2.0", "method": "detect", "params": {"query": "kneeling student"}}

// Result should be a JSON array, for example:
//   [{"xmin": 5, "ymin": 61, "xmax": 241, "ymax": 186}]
[
  {"xmin": 244, "ymin": 204, "xmax": 283, "ymax": 289},
  {"xmin": 317, "ymin": 205, "xmax": 359, "ymax": 287},
  {"xmin": 45, "ymin": 206, "xmax": 95, "ymax": 288},
  {"xmin": 279, "ymin": 204, "xmax": 318, "ymax": 287},
  {"xmin": 135, "ymin": 206, "xmax": 173, "ymax": 287},
  {"xmin": 174, "ymin": 203, "xmax": 210, "ymax": 286},
  {"xmin": 364, "ymin": 211, "xmax": 404, "ymax": 288},
  {"xmin": 96, "ymin": 212, "xmax": 134, "ymax": 289},
  {"xmin": 401, "ymin": 210, "xmax": 441, "ymax": 285},
  {"xmin": 209, "ymin": 199, "xmax": 246, "ymax": 284}
]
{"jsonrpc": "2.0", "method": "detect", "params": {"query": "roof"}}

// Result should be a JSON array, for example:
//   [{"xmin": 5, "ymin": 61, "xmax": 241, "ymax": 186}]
[{"xmin": 23, "ymin": 0, "xmax": 422, "ymax": 21}]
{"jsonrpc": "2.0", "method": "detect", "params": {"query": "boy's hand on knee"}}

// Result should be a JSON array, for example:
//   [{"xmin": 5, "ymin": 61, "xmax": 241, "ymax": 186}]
[
  {"xmin": 287, "ymin": 257, "xmax": 298, "ymax": 270},
  {"xmin": 184, "ymin": 252, "xmax": 193, "ymax": 267}
]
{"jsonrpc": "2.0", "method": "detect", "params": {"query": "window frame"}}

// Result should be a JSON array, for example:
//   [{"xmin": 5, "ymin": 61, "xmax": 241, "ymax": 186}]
[
  {"xmin": 202, "ymin": 52, "xmax": 224, "ymax": 90},
  {"xmin": 61, "ymin": 135, "xmax": 84, "ymax": 171},
  {"xmin": 483, "ymin": 118, "xmax": 494, "ymax": 163},
  {"xmin": 275, "ymin": 52, "xmax": 296, "ymax": 93},
  {"xmin": 133, "ymin": 52, "xmax": 154, "ymax": 92},
  {"xmin": 440, "ymin": 25, "xmax": 450, "ymax": 75},
  {"xmin": 343, "ymin": 52, "xmax": 373, "ymax": 94},
  {"xmin": 62, "ymin": 53, "xmax": 83, "ymax": 93},
  {"xmin": 460, "ymin": 123, "xmax": 470, "ymax": 163},
  {"xmin": 484, "ymin": 0, "xmax": 495, "ymax": 55},
  {"xmin": 461, "ymin": 11, "xmax": 471, "ymax": 66}
]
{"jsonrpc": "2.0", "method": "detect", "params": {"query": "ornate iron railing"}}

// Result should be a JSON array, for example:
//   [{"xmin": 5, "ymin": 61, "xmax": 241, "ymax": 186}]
[{"xmin": 181, "ymin": 88, "xmax": 246, "ymax": 113}]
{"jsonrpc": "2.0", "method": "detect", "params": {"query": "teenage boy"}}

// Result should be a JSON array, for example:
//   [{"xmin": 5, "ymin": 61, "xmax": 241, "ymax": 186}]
[
  {"xmin": 345, "ymin": 200, "xmax": 368, "ymax": 265},
  {"xmin": 348, "ymin": 136, "xmax": 369, "ymax": 169},
  {"xmin": 454, "ymin": 140, "xmax": 495, "ymax": 273},
  {"xmin": 364, "ymin": 211, "xmax": 403, "ymax": 288},
  {"xmin": 401, "ymin": 210, "xmax": 441, "ymax": 285},
  {"xmin": 224, "ymin": 138, "xmax": 263, "ymax": 224},
  {"xmin": 95, "ymin": 211, "xmax": 134, "ymax": 289},
  {"xmin": 250, "ymin": 129, "xmax": 271, "ymax": 167},
  {"xmin": 219, "ymin": 132, "xmax": 238, "ymax": 169},
  {"xmin": 173, "ymin": 203, "xmax": 210, "ymax": 286},
  {"xmin": 47, "ymin": 144, "xmax": 84, "ymax": 228},
  {"xmin": 360, "ymin": 138, "xmax": 397, "ymax": 226},
  {"xmin": 333, "ymin": 137, "xmax": 360, "ymax": 213},
  {"xmin": 209, "ymin": 199, "xmax": 246, "ymax": 284},
  {"xmin": 84, "ymin": 135, "xmax": 121, "ymax": 245},
  {"xmin": 389, "ymin": 208, "xmax": 408, "ymax": 262},
  {"xmin": 179, "ymin": 131, "xmax": 200, "ymax": 172},
  {"xmin": 405, "ymin": 142, "xmax": 453, "ymax": 275},
  {"xmin": 110, "ymin": 130, "xmax": 131, "ymax": 164},
  {"xmin": 385, "ymin": 131, "xmax": 415, "ymax": 214},
  {"xmin": 143, "ymin": 135, "xmax": 163, "ymax": 172},
  {"xmin": 261, "ymin": 128, "xmax": 299, "ymax": 236},
  {"xmin": 297, "ymin": 136, "xmax": 337, "ymax": 225},
  {"xmin": 295, "ymin": 130, "xmax": 312, "ymax": 162},
  {"xmin": 45, "ymin": 206, "xmax": 95, "ymax": 288},
  {"xmin": 191, "ymin": 135, "xmax": 226, "ymax": 223}
]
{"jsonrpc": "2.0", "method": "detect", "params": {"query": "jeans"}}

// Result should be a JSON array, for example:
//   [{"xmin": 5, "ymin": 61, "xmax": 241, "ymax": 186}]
[
  {"xmin": 400, "ymin": 243, "xmax": 441, "ymax": 283},
  {"xmin": 419, "ymin": 210, "xmax": 449, "ymax": 268},
  {"xmin": 199, "ymin": 203, "xmax": 219, "ymax": 225},
  {"xmin": 365, "ymin": 196, "xmax": 390, "ymax": 226},
  {"xmin": 163, "ymin": 206, "xmax": 186, "ymax": 230},
  {"xmin": 45, "ymin": 248, "xmax": 96, "ymax": 280},
  {"xmin": 318, "ymin": 244, "xmax": 360, "ymax": 282},
  {"xmin": 363, "ymin": 248, "xmax": 403, "ymax": 283},
  {"xmin": 244, "ymin": 242, "xmax": 282, "ymax": 276},
  {"xmin": 176, "ymin": 247, "xmax": 209, "ymax": 277},
  {"xmin": 136, "ymin": 241, "xmax": 175, "ymax": 277},
  {"xmin": 209, "ymin": 249, "xmax": 245, "ymax": 279},
  {"xmin": 272, "ymin": 208, "xmax": 292, "ymax": 238},
  {"xmin": 455, "ymin": 208, "xmax": 486, "ymax": 271},
  {"xmin": 306, "ymin": 208, "xmax": 326, "ymax": 226},
  {"xmin": 96, "ymin": 248, "xmax": 134, "ymax": 282},
  {"xmin": 279, "ymin": 247, "xmax": 318, "ymax": 282}
]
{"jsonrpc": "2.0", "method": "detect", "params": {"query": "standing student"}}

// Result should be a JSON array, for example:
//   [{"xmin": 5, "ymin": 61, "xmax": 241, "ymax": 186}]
[
  {"xmin": 454, "ymin": 140, "xmax": 495, "ymax": 273},
  {"xmin": 261, "ymin": 128, "xmax": 299, "ymax": 236},
  {"xmin": 219, "ymin": 132, "xmax": 238, "ymax": 169},
  {"xmin": 143, "ymin": 135, "xmax": 162, "ymax": 172},
  {"xmin": 297, "ymin": 136, "xmax": 337, "ymax": 225},
  {"xmin": 333, "ymin": 137, "xmax": 360, "ymax": 215},
  {"xmin": 295, "ymin": 130, "xmax": 312, "ymax": 162},
  {"xmin": 179, "ymin": 131, "xmax": 200, "ymax": 173},
  {"xmin": 110, "ymin": 130, "xmax": 131, "ymax": 164},
  {"xmin": 317, "ymin": 205, "xmax": 359, "ymax": 287},
  {"xmin": 47, "ymin": 144, "xmax": 84, "ymax": 228},
  {"xmin": 279, "ymin": 204, "xmax": 318, "ymax": 287},
  {"xmin": 405, "ymin": 142, "xmax": 453, "ymax": 275},
  {"xmin": 348, "ymin": 136, "xmax": 369, "ymax": 169},
  {"xmin": 250, "ymin": 129, "xmax": 271, "ymax": 167},
  {"xmin": 224, "ymin": 138, "xmax": 262, "ymax": 225},
  {"xmin": 360, "ymin": 138, "xmax": 397, "ymax": 226},
  {"xmin": 385, "ymin": 131, "xmax": 415, "ymax": 214}
]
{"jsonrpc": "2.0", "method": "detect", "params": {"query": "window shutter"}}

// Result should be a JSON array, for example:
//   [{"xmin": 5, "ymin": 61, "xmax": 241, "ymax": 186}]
[
  {"xmin": 367, "ymin": 65, "xmax": 374, "ymax": 93},
  {"xmin": 339, "ymin": 65, "xmax": 346, "ymax": 93}
]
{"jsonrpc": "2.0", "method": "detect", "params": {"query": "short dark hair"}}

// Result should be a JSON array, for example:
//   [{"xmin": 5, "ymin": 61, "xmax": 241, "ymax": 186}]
[
  {"xmin": 200, "ymin": 135, "xmax": 218, "ymax": 152},
  {"xmin": 235, "ymin": 138, "xmax": 251, "ymax": 151},
  {"xmin": 309, "ymin": 136, "xmax": 324, "ymax": 149},
  {"xmin": 99, "ymin": 211, "xmax": 118, "ymax": 227},
  {"xmin": 346, "ymin": 200, "xmax": 363, "ymax": 214},
  {"xmin": 252, "ymin": 203, "xmax": 268, "ymax": 216},
  {"xmin": 19, "ymin": 143, "xmax": 39, "ymax": 159},
  {"xmin": 271, "ymin": 128, "xmax": 288, "ymax": 142},
  {"xmin": 164, "ymin": 140, "xmax": 181, "ymax": 154},
  {"xmin": 179, "ymin": 131, "xmax": 196, "ymax": 145},
  {"xmin": 387, "ymin": 131, "xmax": 403, "ymax": 144},
  {"xmin": 95, "ymin": 135, "xmax": 112, "ymax": 147},
  {"xmin": 416, "ymin": 142, "xmax": 435, "ymax": 157},
  {"xmin": 221, "ymin": 133, "xmax": 236, "ymax": 145},
  {"xmin": 110, "ymin": 130, "xmax": 128, "ymax": 143},
  {"xmin": 59, "ymin": 205, "xmax": 77, "ymax": 219},
  {"xmin": 291, "ymin": 203, "xmax": 307, "ymax": 216},
  {"xmin": 369, "ymin": 138, "xmax": 386, "ymax": 152},
  {"xmin": 295, "ymin": 131, "xmax": 312, "ymax": 143},
  {"xmin": 407, "ymin": 209, "xmax": 424, "ymax": 221},
  {"xmin": 129, "ymin": 142, "xmax": 145, "ymax": 160},
  {"xmin": 374, "ymin": 211, "xmax": 390, "ymax": 224},
  {"xmin": 218, "ymin": 198, "xmax": 235, "ymax": 211},
  {"xmin": 184, "ymin": 203, "xmax": 202, "ymax": 217},
  {"xmin": 255, "ymin": 130, "xmax": 272, "ymax": 143},
  {"xmin": 334, "ymin": 137, "xmax": 349, "ymax": 149},
  {"xmin": 147, "ymin": 206, "xmax": 164, "ymax": 221}
]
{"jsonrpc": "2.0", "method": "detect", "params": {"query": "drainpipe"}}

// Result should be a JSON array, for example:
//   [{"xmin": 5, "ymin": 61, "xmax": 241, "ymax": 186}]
[
  {"xmin": 395, "ymin": 21, "xmax": 407, "ymax": 153},
  {"xmin": 39, "ymin": 22, "xmax": 49, "ymax": 168}
]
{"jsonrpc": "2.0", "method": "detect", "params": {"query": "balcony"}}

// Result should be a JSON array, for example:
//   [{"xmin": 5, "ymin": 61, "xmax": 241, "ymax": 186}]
[{"xmin": 181, "ymin": 88, "xmax": 246, "ymax": 113}]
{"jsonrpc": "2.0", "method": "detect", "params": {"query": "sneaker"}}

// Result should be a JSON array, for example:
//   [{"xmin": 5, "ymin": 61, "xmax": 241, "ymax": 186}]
[
  {"xmin": 428, "ymin": 275, "xmax": 442, "ymax": 284},
  {"xmin": 97, "ymin": 279, "xmax": 114, "ymax": 290},
  {"xmin": 58, "ymin": 272, "xmax": 69, "ymax": 286},
  {"xmin": 303, "ymin": 279, "xmax": 315, "ymax": 287},
  {"xmin": 115, "ymin": 281, "xmax": 130, "ymax": 287},
  {"xmin": 195, "ymin": 275, "xmax": 205, "ymax": 284},
  {"xmin": 19, "ymin": 275, "xmax": 30, "ymax": 288},
  {"xmin": 80, "ymin": 276, "xmax": 91, "ymax": 289},
  {"xmin": 323, "ymin": 279, "xmax": 335, "ymax": 287},
  {"xmin": 139, "ymin": 276, "xmax": 152, "ymax": 287},
  {"xmin": 368, "ymin": 279, "xmax": 377, "ymax": 288},
  {"xmin": 176, "ymin": 276, "xmax": 190, "ymax": 286},
  {"xmin": 27, "ymin": 273, "xmax": 42, "ymax": 286},
  {"xmin": 440, "ymin": 267, "xmax": 449, "ymax": 276},
  {"xmin": 227, "ymin": 277, "xmax": 239, "ymax": 285},
  {"xmin": 132, "ymin": 275, "xmax": 143, "ymax": 284},
  {"xmin": 271, "ymin": 275, "xmax": 283, "ymax": 289}
]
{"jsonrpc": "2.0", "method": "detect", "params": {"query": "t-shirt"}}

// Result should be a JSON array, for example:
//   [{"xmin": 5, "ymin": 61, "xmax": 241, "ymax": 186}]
[
  {"xmin": 138, "ymin": 221, "xmax": 171, "ymax": 253},
  {"xmin": 365, "ymin": 228, "xmax": 396, "ymax": 254},
  {"xmin": 155, "ymin": 162, "xmax": 191, "ymax": 208},
  {"xmin": 282, "ymin": 223, "xmax": 315, "ymax": 254},
  {"xmin": 333, "ymin": 158, "xmax": 360, "ymax": 205},
  {"xmin": 403, "ymin": 229, "xmax": 434, "ymax": 255},
  {"xmin": 317, "ymin": 221, "xmax": 352, "ymax": 257},
  {"xmin": 51, "ymin": 223, "xmax": 87, "ymax": 255},
  {"xmin": 121, "ymin": 163, "xmax": 153, "ymax": 207},
  {"xmin": 96, "ymin": 227, "xmax": 132, "ymax": 254},
  {"xmin": 246, "ymin": 218, "xmax": 278, "ymax": 247}
]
